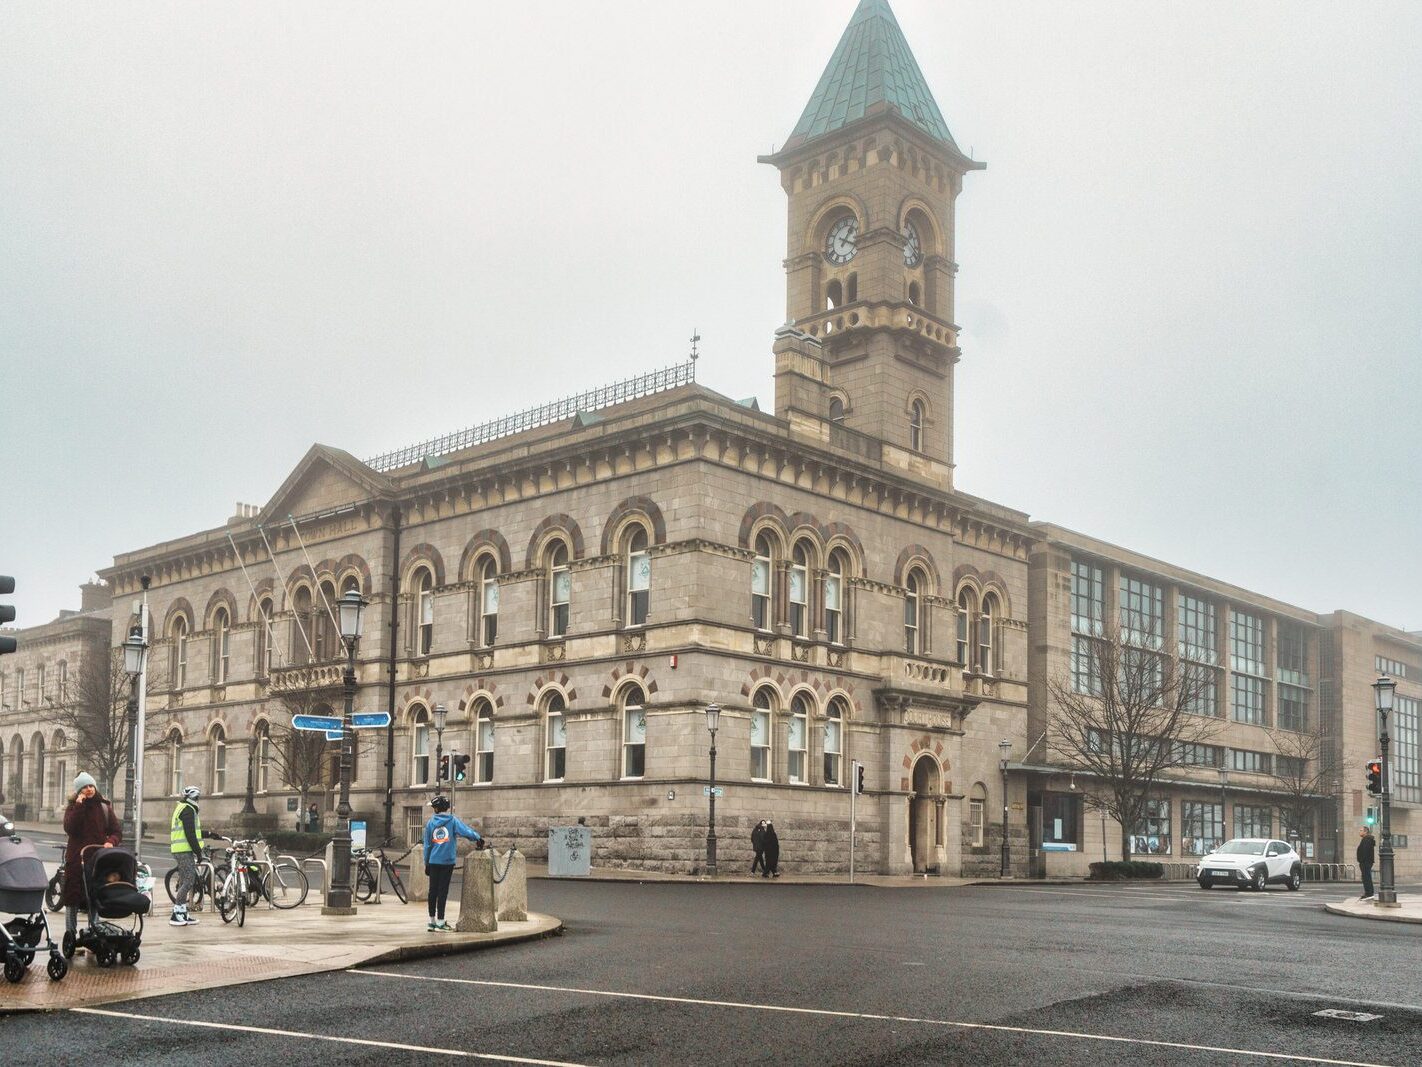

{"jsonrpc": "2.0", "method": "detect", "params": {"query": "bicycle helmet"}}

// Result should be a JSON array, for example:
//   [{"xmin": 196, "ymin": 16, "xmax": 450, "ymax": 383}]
[
  {"xmin": 182, "ymin": 786, "xmax": 201, "ymax": 802},
  {"xmin": 429, "ymin": 794, "xmax": 450, "ymax": 812}
]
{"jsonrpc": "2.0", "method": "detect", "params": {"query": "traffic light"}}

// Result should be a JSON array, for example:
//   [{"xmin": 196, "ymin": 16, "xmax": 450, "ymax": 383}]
[
  {"xmin": 1365, "ymin": 806, "xmax": 1378, "ymax": 828},
  {"xmin": 1366, "ymin": 759, "xmax": 1382, "ymax": 796},
  {"xmin": 0, "ymin": 576, "xmax": 15, "ymax": 656},
  {"xmin": 855, "ymin": 762, "xmax": 866, "ymax": 795},
  {"xmin": 438, "ymin": 754, "xmax": 450, "ymax": 782},
  {"xmin": 453, "ymin": 753, "xmax": 470, "ymax": 783}
]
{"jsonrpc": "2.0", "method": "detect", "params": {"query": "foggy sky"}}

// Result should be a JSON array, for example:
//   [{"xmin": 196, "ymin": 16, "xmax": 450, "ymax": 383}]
[{"xmin": 2, "ymin": 1, "xmax": 1419, "ymax": 632}]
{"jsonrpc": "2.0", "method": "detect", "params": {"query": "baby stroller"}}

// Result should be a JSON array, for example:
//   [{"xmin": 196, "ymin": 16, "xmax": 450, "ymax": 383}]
[
  {"xmin": 0, "ymin": 827, "xmax": 67, "ymax": 982},
  {"xmin": 62, "ymin": 845, "xmax": 148, "ymax": 968}
]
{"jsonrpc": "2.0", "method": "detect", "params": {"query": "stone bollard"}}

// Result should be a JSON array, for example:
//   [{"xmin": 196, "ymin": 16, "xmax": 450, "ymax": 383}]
[
  {"xmin": 494, "ymin": 850, "xmax": 527, "ymax": 922},
  {"xmin": 455, "ymin": 849, "xmax": 497, "ymax": 933},
  {"xmin": 406, "ymin": 844, "xmax": 429, "ymax": 902}
]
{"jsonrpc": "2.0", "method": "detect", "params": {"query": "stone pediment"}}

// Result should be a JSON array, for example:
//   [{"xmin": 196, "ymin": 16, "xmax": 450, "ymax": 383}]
[{"xmin": 261, "ymin": 445, "xmax": 394, "ymax": 521}]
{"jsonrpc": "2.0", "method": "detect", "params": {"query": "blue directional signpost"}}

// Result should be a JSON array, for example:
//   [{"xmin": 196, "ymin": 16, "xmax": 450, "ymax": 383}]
[
  {"xmin": 351, "ymin": 712, "xmax": 392, "ymax": 730},
  {"xmin": 292, "ymin": 714, "xmax": 342, "ymax": 733},
  {"xmin": 293, "ymin": 711, "xmax": 391, "ymax": 742}
]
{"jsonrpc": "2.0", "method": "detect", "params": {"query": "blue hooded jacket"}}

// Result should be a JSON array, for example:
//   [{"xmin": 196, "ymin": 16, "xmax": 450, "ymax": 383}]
[{"xmin": 423, "ymin": 812, "xmax": 483, "ymax": 866}]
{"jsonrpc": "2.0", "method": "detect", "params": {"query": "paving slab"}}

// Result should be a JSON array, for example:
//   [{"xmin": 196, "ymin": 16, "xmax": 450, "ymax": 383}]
[
  {"xmin": 1323, "ymin": 893, "xmax": 1422, "ymax": 924},
  {"xmin": 0, "ymin": 899, "xmax": 561, "ymax": 1014}
]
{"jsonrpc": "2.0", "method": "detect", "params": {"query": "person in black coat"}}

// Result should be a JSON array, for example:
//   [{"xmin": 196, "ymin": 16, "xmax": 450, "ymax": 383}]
[
  {"xmin": 1357, "ymin": 827, "xmax": 1376, "ymax": 899},
  {"xmin": 750, "ymin": 820, "xmax": 767, "ymax": 875},
  {"xmin": 763, "ymin": 821, "xmax": 781, "ymax": 878}
]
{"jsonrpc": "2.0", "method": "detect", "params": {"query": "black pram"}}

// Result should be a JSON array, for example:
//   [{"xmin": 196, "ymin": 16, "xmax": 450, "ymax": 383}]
[
  {"xmin": 62, "ymin": 844, "xmax": 148, "ymax": 968},
  {"xmin": 0, "ymin": 826, "xmax": 68, "ymax": 982}
]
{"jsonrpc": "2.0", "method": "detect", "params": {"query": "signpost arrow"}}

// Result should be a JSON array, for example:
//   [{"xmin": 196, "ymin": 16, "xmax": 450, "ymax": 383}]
[
  {"xmin": 325, "ymin": 730, "xmax": 344, "ymax": 741},
  {"xmin": 351, "ymin": 711, "xmax": 392, "ymax": 729},
  {"xmin": 702, "ymin": 786, "xmax": 725, "ymax": 798},
  {"xmin": 292, "ymin": 714, "xmax": 342, "ymax": 733}
]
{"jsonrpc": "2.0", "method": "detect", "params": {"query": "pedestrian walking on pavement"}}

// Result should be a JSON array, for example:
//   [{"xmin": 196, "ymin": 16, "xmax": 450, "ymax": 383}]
[
  {"xmin": 422, "ymin": 795, "xmax": 484, "ymax": 931},
  {"xmin": 751, "ymin": 820, "xmax": 767, "ymax": 875},
  {"xmin": 169, "ymin": 786, "xmax": 221, "ymax": 926},
  {"xmin": 1357, "ymin": 826, "xmax": 1376, "ymax": 899},
  {"xmin": 763, "ymin": 821, "xmax": 781, "ymax": 878},
  {"xmin": 61, "ymin": 772, "xmax": 122, "ymax": 938}
]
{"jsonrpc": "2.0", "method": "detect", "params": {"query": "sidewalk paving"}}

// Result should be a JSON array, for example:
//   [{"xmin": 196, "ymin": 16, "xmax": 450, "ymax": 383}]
[
  {"xmin": 1324, "ymin": 893, "xmax": 1422, "ymax": 924},
  {"xmin": 0, "ymin": 899, "xmax": 561, "ymax": 1015}
]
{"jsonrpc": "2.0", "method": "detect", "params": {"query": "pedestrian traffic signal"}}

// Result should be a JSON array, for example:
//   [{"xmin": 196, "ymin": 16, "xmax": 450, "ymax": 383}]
[
  {"xmin": 0, "ymin": 577, "xmax": 15, "ymax": 656},
  {"xmin": 855, "ymin": 762, "xmax": 866, "ymax": 795},
  {"xmin": 453, "ymin": 753, "xmax": 470, "ymax": 783},
  {"xmin": 438, "ymin": 754, "xmax": 450, "ymax": 781},
  {"xmin": 1365, "ymin": 806, "xmax": 1378, "ymax": 828},
  {"xmin": 1366, "ymin": 759, "xmax": 1382, "ymax": 796}
]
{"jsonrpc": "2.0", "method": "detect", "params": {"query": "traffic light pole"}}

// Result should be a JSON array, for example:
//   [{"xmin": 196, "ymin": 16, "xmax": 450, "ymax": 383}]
[
  {"xmin": 1379, "ymin": 722, "xmax": 1398, "ymax": 906},
  {"xmin": 849, "ymin": 759, "xmax": 858, "ymax": 884}
]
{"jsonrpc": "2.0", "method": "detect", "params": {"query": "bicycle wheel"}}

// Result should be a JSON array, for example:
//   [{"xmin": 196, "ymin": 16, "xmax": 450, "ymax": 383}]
[
  {"xmin": 353, "ymin": 861, "xmax": 376, "ymax": 902},
  {"xmin": 236, "ymin": 873, "xmax": 247, "ymax": 928},
  {"xmin": 46, "ymin": 871, "xmax": 64, "ymax": 913},
  {"xmin": 385, "ymin": 861, "xmax": 408, "ymax": 904},
  {"xmin": 215, "ymin": 873, "xmax": 238, "ymax": 924},
  {"xmin": 264, "ymin": 862, "xmax": 309, "ymax": 909}
]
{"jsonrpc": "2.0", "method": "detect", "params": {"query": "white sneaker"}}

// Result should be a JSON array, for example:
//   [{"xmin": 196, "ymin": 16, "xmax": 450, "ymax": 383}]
[
  {"xmin": 183, "ymin": 913, "xmax": 200, "ymax": 925},
  {"xmin": 169, "ymin": 912, "xmax": 188, "ymax": 927}
]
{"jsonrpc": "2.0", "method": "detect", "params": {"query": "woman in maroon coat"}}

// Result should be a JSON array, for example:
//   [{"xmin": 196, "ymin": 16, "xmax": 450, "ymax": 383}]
[{"xmin": 61, "ymin": 771, "xmax": 122, "ymax": 933}]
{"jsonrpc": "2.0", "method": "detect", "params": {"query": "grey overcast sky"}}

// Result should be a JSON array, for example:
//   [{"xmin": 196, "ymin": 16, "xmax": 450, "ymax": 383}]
[{"xmin": 2, "ymin": 1, "xmax": 1419, "ymax": 631}]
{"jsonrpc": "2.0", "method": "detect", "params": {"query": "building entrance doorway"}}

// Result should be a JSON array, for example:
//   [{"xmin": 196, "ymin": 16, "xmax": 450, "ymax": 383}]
[{"xmin": 909, "ymin": 755, "xmax": 942, "ymax": 873}]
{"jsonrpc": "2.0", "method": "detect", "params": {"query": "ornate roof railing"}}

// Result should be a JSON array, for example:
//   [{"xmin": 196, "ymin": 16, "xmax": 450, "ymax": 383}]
[{"xmin": 364, "ymin": 359, "xmax": 697, "ymax": 473}]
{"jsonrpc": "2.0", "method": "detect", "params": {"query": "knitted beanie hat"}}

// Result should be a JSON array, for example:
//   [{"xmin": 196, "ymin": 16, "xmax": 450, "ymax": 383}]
[{"xmin": 73, "ymin": 771, "xmax": 97, "ymax": 793}]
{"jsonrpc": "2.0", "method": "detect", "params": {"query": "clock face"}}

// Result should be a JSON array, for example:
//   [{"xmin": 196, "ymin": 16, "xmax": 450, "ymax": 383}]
[
  {"xmin": 902, "ymin": 221, "xmax": 922, "ymax": 267},
  {"xmin": 825, "ymin": 216, "xmax": 858, "ymax": 264}
]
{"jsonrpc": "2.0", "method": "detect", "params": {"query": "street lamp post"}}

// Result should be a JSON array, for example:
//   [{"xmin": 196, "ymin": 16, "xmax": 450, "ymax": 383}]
[
  {"xmin": 1217, "ymin": 766, "xmax": 1229, "ymax": 849},
  {"xmin": 705, "ymin": 703, "xmax": 720, "ymax": 876},
  {"xmin": 433, "ymin": 703, "xmax": 448, "ymax": 800},
  {"xmin": 323, "ymin": 589, "xmax": 366, "ymax": 915},
  {"xmin": 1374, "ymin": 675, "xmax": 1399, "ymax": 907},
  {"xmin": 120, "ymin": 625, "xmax": 148, "ymax": 850},
  {"xmin": 998, "ymin": 738, "xmax": 1011, "ymax": 877}
]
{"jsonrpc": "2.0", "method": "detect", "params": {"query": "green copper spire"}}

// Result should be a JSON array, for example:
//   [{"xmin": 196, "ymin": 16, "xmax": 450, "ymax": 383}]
[{"xmin": 784, "ymin": 0, "xmax": 964, "ymax": 155}]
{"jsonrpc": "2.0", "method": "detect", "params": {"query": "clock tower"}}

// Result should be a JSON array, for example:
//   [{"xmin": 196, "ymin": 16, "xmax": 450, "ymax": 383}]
[{"xmin": 762, "ymin": 0, "xmax": 982, "ymax": 481}]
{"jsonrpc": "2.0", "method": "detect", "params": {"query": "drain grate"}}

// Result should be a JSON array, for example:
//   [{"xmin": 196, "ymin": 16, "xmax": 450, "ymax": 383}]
[{"xmin": 1313, "ymin": 1009, "xmax": 1383, "ymax": 1022}]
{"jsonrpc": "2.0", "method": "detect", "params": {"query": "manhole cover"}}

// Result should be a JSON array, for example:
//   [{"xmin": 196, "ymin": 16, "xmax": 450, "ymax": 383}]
[{"xmin": 1313, "ymin": 1009, "xmax": 1382, "ymax": 1022}]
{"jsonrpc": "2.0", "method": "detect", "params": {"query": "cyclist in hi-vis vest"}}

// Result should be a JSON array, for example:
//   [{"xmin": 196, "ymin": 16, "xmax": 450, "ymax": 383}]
[{"xmin": 169, "ymin": 786, "xmax": 220, "ymax": 926}]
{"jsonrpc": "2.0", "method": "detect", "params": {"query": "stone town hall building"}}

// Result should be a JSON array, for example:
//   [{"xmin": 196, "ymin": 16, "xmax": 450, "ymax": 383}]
[{"xmin": 5, "ymin": 1, "xmax": 1418, "ymax": 876}]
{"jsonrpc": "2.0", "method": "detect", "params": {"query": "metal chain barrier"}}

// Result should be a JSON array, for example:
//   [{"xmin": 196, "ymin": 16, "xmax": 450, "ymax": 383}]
[{"xmin": 491, "ymin": 844, "xmax": 518, "ymax": 885}]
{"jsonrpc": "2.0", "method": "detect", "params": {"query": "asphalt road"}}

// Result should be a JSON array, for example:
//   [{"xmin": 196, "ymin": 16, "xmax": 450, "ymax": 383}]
[{"xmin": 6, "ymin": 874, "xmax": 1422, "ymax": 1066}]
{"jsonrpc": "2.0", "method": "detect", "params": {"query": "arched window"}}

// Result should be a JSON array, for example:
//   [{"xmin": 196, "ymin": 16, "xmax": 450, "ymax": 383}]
[
  {"xmin": 167, "ymin": 730, "xmax": 183, "ymax": 795},
  {"xmin": 291, "ymin": 587, "xmax": 314, "ymax": 665},
  {"xmin": 751, "ymin": 532, "xmax": 774, "ymax": 631},
  {"xmin": 828, "ymin": 396, "xmax": 845, "ymax": 425},
  {"xmin": 478, "ymin": 557, "xmax": 499, "ymax": 646},
  {"xmin": 211, "ymin": 725, "xmax": 227, "ymax": 795},
  {"xmin": 904, "ymin": 570, "xmax": 924, "ymax": 655},
  {"xmin": 410, "ymin": 705, "xmax": 430, "ymax": 786},
  {"xmin": 626, "ymin": 527, "xmax": 651, "ymax": 627},
  {"xmin": 546, "ymin": 542, "xmax": 571, "ymax": 638},
  {"xmin": 256, "ymin": 596, "xmax": 275, "ymax": 676},
  {"xmin": 788, "ymin": 693, "xmax": 810, "ymax": 784},
  {"xmin": 36, "ymin": 664, "xmax": 46, "ymax": 702},
  {"xmin": 315, "ymin": 581, "xmax": 338, "ymax": 660},
  {"xmin": 171, "ymin": 616, "xmax": 189, "ymax": 688},
  {"xmin": 908, "ymin": 281, "xmax": 921, "ymax": 306},
  {"xmin": 826, "ymin": 279, "xmax": 843, "ymax": 310},
  {"xmin": 474, "ymin": 698, "xmax": 494, "ymax": 783},
  {"xmin": 341, "ymin": 574, "xmax": 361, "ymax": 597},
  {"xmin": 846, "ymin": 273, "xmax": 858, "ymax": 303},
  {"xmin": 824, "ymin": 697, "xmax": 846, "ymax": 787},
  {"xmin": 789, "ymin": 541, "xmax": 811, "ymax": 638},
  {"xmin": 909, "ymin": 399, "xmax": 925, "ymax": 452},
  {"xmin": 621, "ymin": 685, "xmax": 647, "ymax": 779},
  {"xmin": 544, "ymin": 692, "xmax": 567, "ymax": 781},
  {"xmin": 981, "ymin": 592, "xmax": 1000, "ymax": 676},
  {"xmin": 413, "ymin": 568, "xmax": 435, "ymax": 656},
  {"xmin": 826, "ymin": 549, "xmax": 849, "ymax": 645},
  {"xmin": 213, "ymin": 607, "xmax": 230, "ymax": 684},
  {"xmin": 750, "ymin": 688, "xmax": 774, "ymax": 781},
  {"xmin": 56, "ymin": 661, "xmax": 66, "ymax": 702},
  {"xmin": 957, "ymin": 588, "xmax": 979, "ymax": 667},
  {"xmin": 969, "ymin": 783, "xmax": 988, "ymax": 847},
  {"xmin": 255, "ymin": 721, "xmax": 272, "ymax": 793}
]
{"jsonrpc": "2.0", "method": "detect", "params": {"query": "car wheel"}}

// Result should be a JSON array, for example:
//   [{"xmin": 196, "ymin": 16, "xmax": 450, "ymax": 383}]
[
  {"xmin": 1197, "ymin": 877, "xmax": 1212, "ymax": 890},
  {"xmin": 1287, "ymin": 865, "xmax": 1302, "ymax": 891},
  {"xmin": 1251, "ymin": 866, "xmax": 1267, "ymax": 891}
]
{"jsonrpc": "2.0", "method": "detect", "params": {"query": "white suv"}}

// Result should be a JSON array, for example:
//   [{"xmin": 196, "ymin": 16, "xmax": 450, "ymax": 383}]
[{"xmin": 1196, "ymin": 838, "xmax": 1303, "ymax": 891}]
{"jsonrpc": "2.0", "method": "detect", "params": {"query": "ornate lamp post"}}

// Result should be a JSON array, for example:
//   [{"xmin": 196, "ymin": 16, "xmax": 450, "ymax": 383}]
[
  {"xmin": 998, "ymin": 738, "xmax": 1011, "ymax": 877},
  {"xmin": 1374, "ymin": 674, "xmax": 1398, "ymax": 907},
  {"xmin": 323, "ymin": 589, "xmax": 366, "ymax": 914},
  {"xmin": 433, "ymin": 702, "xmax": 448, "ymax": 797},
  {"xmin": 120, "ymin": 625, "xmax": 148, "ymax": 849},
  {"xmin": 705, "ymin": 702, "xmax": 720, "ymax": 876}
]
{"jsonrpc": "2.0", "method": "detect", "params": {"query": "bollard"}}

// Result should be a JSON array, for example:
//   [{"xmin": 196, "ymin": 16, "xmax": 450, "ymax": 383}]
[
  {"xmin": 455, "ymin": 850, "xmax": 497, "ymax": 933},
  {"xmin": 406, "ymin": 844, "xmax": 429, "ymax": 902},
  {"xmin": 495, "ymin": 850, "xmax": 527, "ymax": 922},
  {"xmin": 323, "ymin": 842, "xmax": 335, "ymax": 898}
]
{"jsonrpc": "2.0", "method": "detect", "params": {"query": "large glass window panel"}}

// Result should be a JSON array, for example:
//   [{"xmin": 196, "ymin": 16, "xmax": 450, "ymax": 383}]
[
  {"xmin": 1182, "ymin": 801, "xmax": 1224, "ymax": 855},
  {"xmin": 1070, "ymin": 560, "xmax": 1104, "ymax": 636},
  {"xmin": 475, "ymin": 701, "xmax": 495, "ymax": 784},
  {"xmin": 1230, "ymin": 611, "xmax": 1264, "ymax": 675},
  {"xmin": 750, "ymin": 707, "xmax": 771, "ymax": 781},
  {"xmin": 623, "ymin": 701, "xmax": 647, "ymax": 779},
  {"xmin": 823, "ymin": 699, "xmax": 844, "ymax": 786},
  {"xmin": 788, "ymin": 698, "xmax": 808, "ymax": 783},
  {"xmin": 1234, "ymin": 804, "xmax": 1272, "ymax": 839},
  {"xmin": 1072, "ymin": 636, "xmax": 1101, "ymax": 695},
  {"xmin": 1178, "ymin": 595, "xmax": 1218, "ymax": 663},
  {"xmin": 1276, "ymin": 623, "xmax": 1309, "ymax": 686},
  {"xmin": 1120, "ymin": 576, "xmax": 1164, "ymax": 649},
  {"xmin": 1231, "ymin": 674, "xmax": 1264, "ymax": 724},
  {"xmin": 1396, "ymin": 696, "xmax": 1420, "ymax": 804},
  {"xmin": 1131, "ymin": 798, "xmax": 1172, "ymax": 856},
  {"xmin": 1278, "ymin": 684, "xmax": 1309, "ymax": 732}
]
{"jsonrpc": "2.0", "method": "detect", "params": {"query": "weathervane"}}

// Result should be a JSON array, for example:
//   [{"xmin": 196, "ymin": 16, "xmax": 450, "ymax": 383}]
[{"xmin": 690, "ymin": 329, "xmax": 701, "ymax": 362}]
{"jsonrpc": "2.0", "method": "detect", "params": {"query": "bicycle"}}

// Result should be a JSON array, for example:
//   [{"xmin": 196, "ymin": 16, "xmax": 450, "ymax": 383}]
[
  {"xmin": 213, "ymin": 838, "xmax": 310, "ymax": 924},
  {"xmin": 164, "ymin": 837, "xmax": 227, "ymax": 913},
  {"xmin": 214, "ymin": 839, "xmax": 259, "ymax": 927},
  {"xmin": 353, "ymin": 843, "xmax": 410, "ymax": 904}
]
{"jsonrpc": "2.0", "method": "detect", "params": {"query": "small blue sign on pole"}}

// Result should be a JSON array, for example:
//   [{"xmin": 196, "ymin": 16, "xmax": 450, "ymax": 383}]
[
  {"xmin": 325, "ymin": 730, "xmax": 343, "ymax": 741},
  {"xmin": 292, "ymin": 714, "xmax": 342, "ymax": 733},
  {"xmin": 351, "ymin": 712, "xmax": 392, "ymax": 729}
]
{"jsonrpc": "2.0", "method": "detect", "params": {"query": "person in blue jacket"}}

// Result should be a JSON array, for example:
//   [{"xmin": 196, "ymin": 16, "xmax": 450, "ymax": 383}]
[{"xmin": 422, "ymin": 794, "xmax": 484, "ymax": 931}]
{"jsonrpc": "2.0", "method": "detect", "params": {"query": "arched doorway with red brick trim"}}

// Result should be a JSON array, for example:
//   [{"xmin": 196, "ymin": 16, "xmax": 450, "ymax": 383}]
[{"xmin": 909, "ymin": 754, "xmax": 943, "ymax": 873}]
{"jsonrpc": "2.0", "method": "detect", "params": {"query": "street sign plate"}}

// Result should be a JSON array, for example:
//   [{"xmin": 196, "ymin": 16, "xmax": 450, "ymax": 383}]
[
  {"xmin": 292, "ymin": 714, "xmax": 342, "ymax": 732},
  {"xmin": 325, "ymin": 730, "xmax": 343, "ymax": 741},
  {"xmin": 351, "ymin": 712, "xmax": 392, "ymax": 729},
  {"xmin": 702, "ymin": 786, "xmax": 725, "ymax": 797}
]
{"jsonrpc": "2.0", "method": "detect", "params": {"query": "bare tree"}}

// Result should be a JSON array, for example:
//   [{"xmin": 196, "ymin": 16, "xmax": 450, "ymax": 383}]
[
  {"xmin": 55, "ymin": 649, "xmax": 149, "ymax": 800},
  {"xmin": 1267, "ymin": 729, "xmax": 1340, "ymax": 854},
  {"xmin": 1049, "ymin": 624, "xmax": 1222, "ymax": 861}
]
